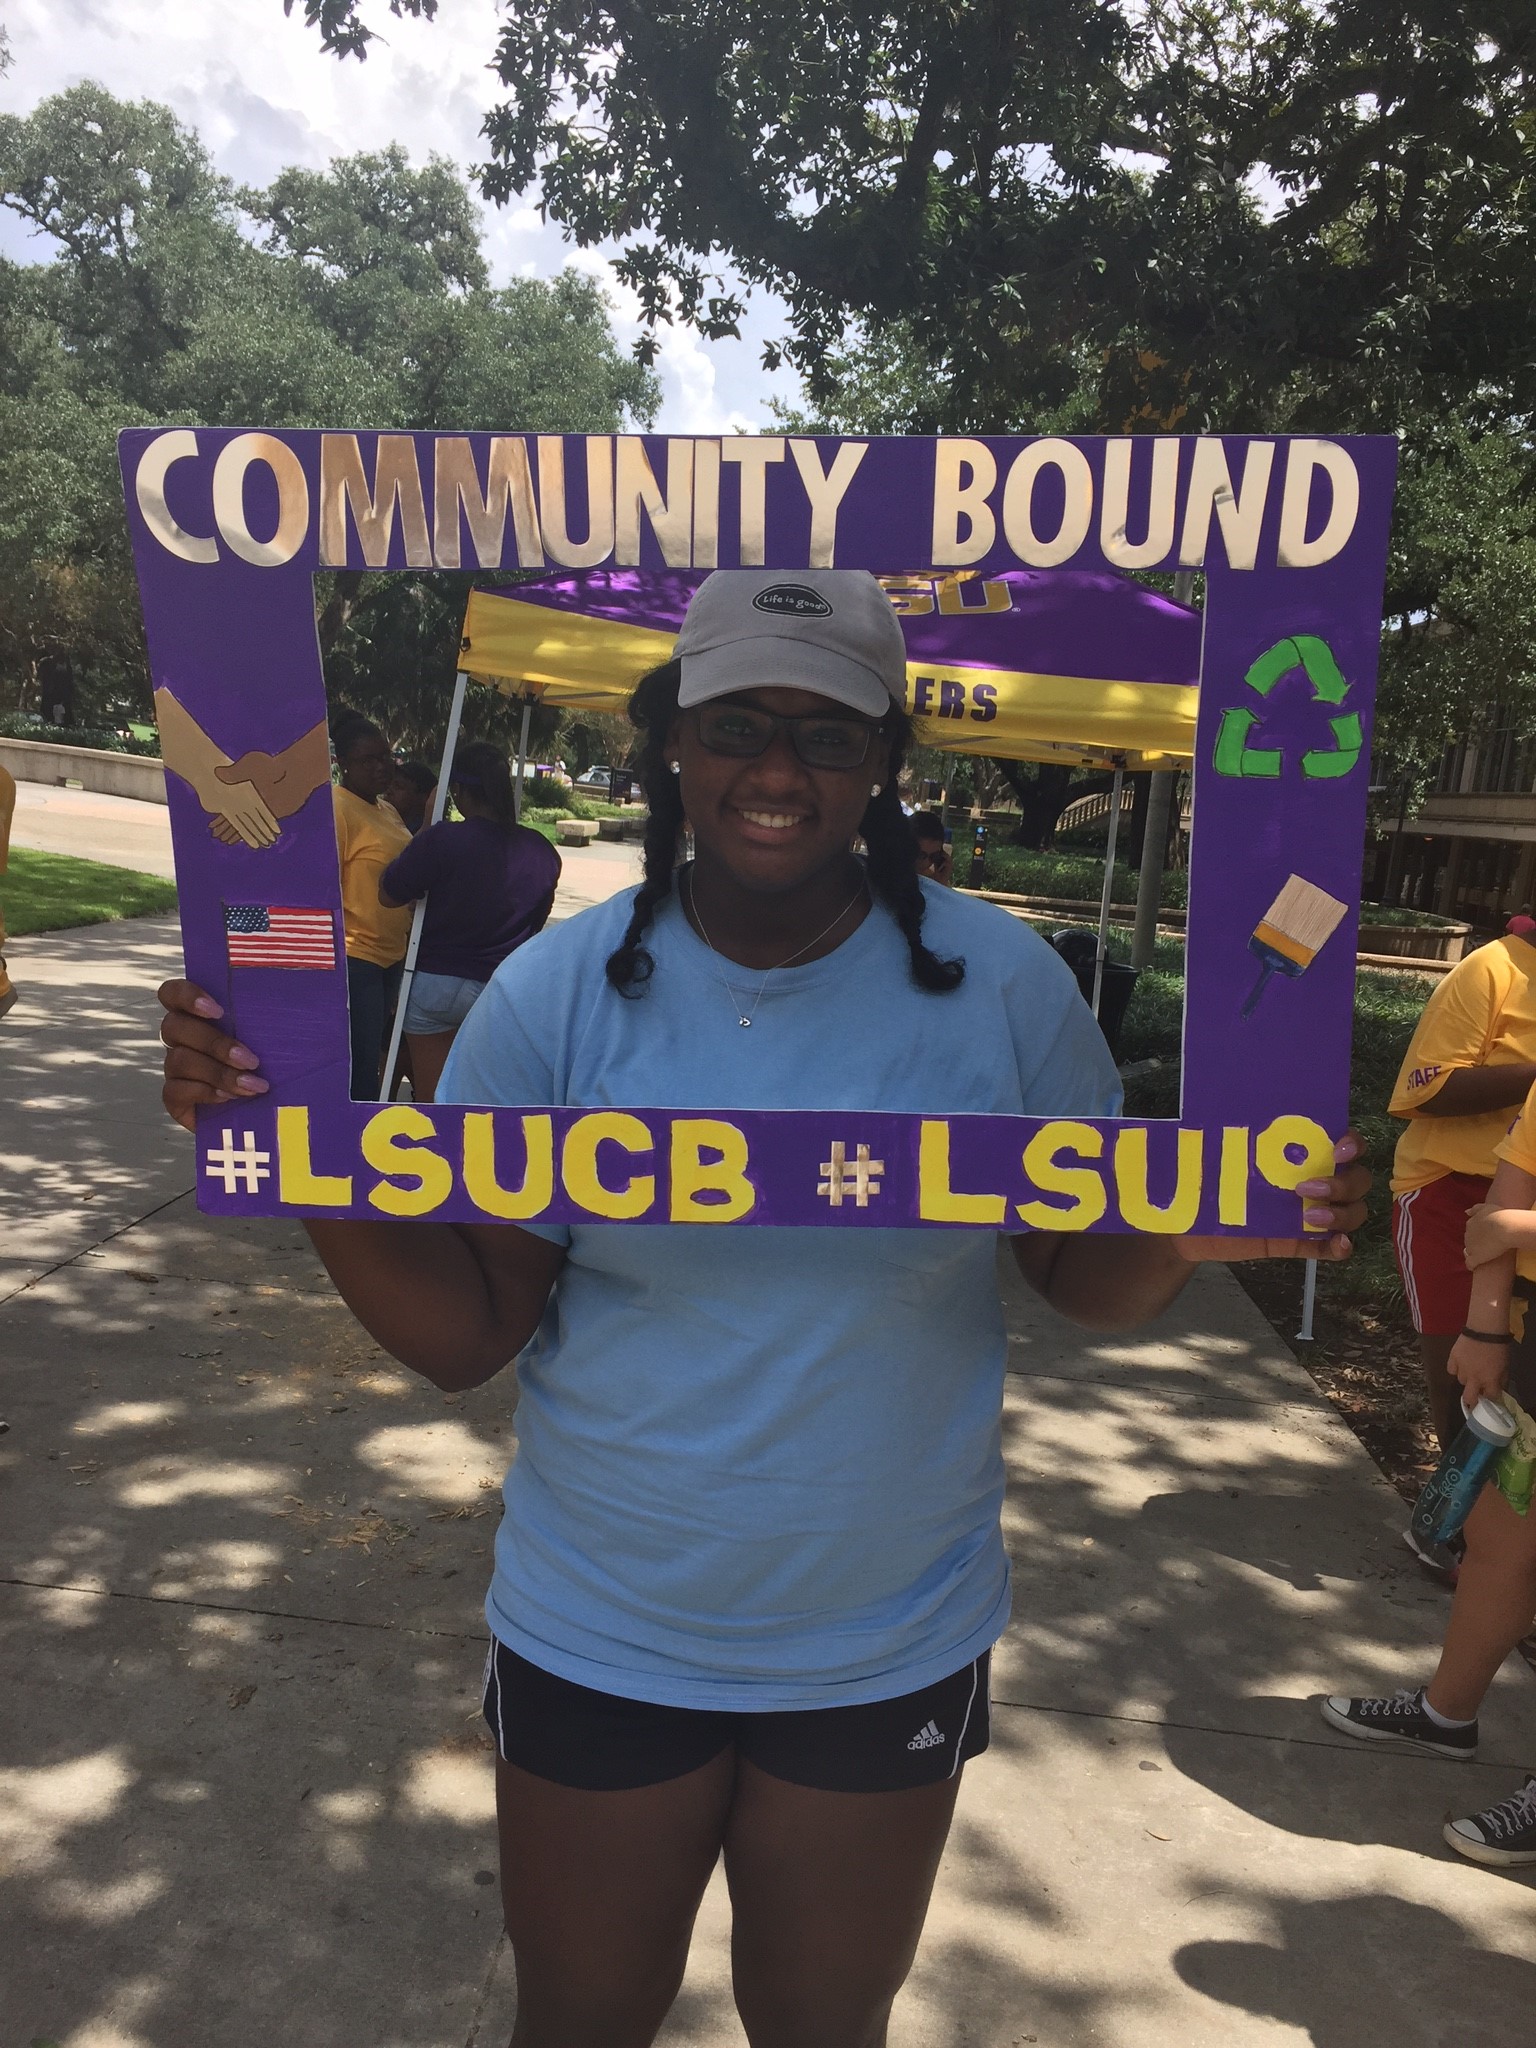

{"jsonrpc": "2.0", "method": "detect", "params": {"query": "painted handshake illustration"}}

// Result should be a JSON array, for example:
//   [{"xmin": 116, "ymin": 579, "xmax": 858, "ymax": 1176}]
[{"xmin": 154, "ymin": 687, "xmax": 331, "ymax": 849}]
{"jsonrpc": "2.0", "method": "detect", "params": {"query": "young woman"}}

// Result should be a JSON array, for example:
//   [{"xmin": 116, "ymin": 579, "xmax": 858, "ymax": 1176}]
[
  {"xmin": 911, "ymin": 810, "xmax": 953, "ymax": 886},
  {"xmin": 161, "ymin": 571, "xmax": 1367, "ymax": 2048},
  {"xmin": 331, "ymin": 715, "xmax": 413, "ymax": 1099},
  {"xmin": 1324, "ymin": 1101, "xmax": 1536, "ymax": 1870},
  {"xmin": 380, "ymin": 740, "xmax": 562, "ymax": 1103},
  {"xmin": 386, "ymin": 756, "xmax": 439, "ymax": 835}
]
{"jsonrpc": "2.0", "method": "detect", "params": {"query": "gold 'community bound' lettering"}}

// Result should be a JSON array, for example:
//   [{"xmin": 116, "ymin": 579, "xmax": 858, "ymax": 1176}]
[
  {"xmin": 134, "ymin": 430, "xmax": 1367, "ymax": 574},
  {"xmin": 320, "ymin": 434, "xmax": 432, "ymax": 569},
  {"xmin": 433, "ymin": 437, "xmax": 544, "ymax": 570}
]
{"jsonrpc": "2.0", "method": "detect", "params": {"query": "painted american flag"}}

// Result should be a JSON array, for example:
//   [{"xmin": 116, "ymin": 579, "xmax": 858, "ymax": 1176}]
[{"xmin": 224, "ymin": 904, "xmax": 338, "ymax": 970}]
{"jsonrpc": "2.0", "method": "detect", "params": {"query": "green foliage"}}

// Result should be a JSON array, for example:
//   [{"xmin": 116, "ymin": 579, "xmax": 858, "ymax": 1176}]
[
  {"xmin": 286, "ymin": 4, "xmax": 1532, "ymax": 766},
  {"xmin": 978, "ymin": 844, "xmax": 1190, "ymax": 909},
  {"xmin": 1376, "ymin": 426, "xmax": 1536, "ymax": 765},
  {"xmin": 298, "ymin": 2, "xmax": 1536, "ymax": 433},
  {"xmin": 0, "ymin": 85, "xmax": 658, "ymax": 734},
  {"xmin": 0, "ymin": 712, "xmax": 158, "ymax": 755},
  {"xmin": 1, "ymin": 845, "xmax": 178, "ymax": 936}
]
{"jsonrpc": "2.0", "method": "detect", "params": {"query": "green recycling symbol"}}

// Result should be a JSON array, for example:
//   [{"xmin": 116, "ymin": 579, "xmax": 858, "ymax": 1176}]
[{"xmin": 1212, "ymin": 635, "xmax": 1362, "ymax": 780}]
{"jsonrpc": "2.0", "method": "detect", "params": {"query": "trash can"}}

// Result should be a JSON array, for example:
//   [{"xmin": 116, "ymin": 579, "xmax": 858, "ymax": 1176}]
[{"xmin": 1049, "ymin": 928, "xmax": 1140, "ymax": 1062}]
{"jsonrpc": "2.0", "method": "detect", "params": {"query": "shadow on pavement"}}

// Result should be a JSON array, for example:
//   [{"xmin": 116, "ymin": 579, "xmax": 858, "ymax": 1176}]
[
  {"xmin": 0, "ymin": 1198, "xmax": 517, "ymax": 2048},
  {"xmin": 1175, "ymin": 1891, "xmax": 1536, "ymax": 2042}
]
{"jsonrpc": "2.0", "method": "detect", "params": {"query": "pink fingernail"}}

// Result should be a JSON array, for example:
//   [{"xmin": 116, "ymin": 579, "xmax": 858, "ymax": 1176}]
[
  {"xmin": 1303, "ymin": 1207, "xmax": 1332, "ymax": 1227},
  {"xmin": 234, "ymin": 1074, "xmax": 269, "ymax": 1095},
  {"xmin": 228, "ymin": 1045, "xmax": 260, "ymax": 1070},
  {"xmin": 1297, "ymin": 1179, "xmax": 1330, "ymax": 1197},
  {"xmin": 193, "ymin": 997, "xmax": 224, "ymax": 1019}
]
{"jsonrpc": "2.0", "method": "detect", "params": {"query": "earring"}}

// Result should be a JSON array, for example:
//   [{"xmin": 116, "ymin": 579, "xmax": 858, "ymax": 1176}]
[
  {"xmin": 669, "ymin": 761, "xmax": 681, "ymax": 775},
  {"xmin": 870, "ymin": 783, "xmax": 882, "ymax": 797}
]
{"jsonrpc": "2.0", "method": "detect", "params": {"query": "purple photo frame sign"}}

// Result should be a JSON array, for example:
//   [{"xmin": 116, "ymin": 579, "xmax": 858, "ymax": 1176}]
[{"xmin": 118, "ymin": 429, "xmax": 1397, "ymax": 1234}]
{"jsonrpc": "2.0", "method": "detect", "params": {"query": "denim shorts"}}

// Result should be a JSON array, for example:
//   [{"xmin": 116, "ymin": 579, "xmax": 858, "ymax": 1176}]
[{"xmin": 402, "ymin": 970, "xmax": 486, "ymax": 1034}]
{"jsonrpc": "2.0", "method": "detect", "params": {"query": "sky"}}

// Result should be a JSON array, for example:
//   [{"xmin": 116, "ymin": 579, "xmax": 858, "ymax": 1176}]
[{"xmin": 0, "ymin": 0, "xmax": 803, "ymax": 432}]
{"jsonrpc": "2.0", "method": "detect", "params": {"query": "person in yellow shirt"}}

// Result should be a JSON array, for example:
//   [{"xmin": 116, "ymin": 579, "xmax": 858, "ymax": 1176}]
[
  {"xmin": 0, "ymin": 760, "xmax": 16, "ymax": 1018},
  {"xmin": 1322, "ymin": 1089, "xmax": 1536, "ymax": 1870},
  {"xmin": 1388, "ymin": 924, "xmax": 1536, "ymax": 1487},
  {"xmin": 331, "ymin": 717, "xmax": 412, "ymax": 1098}
]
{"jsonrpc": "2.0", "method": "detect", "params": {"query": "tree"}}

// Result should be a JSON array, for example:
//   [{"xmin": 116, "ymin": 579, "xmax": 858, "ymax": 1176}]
[
  {"xmin": 294, "ymin": 1, "xmax": 1536, "ymax": 432},
  {"xmin": 0, "ymin": 85, "xmax": 657, "ymax": 731},
  {"xmin": 1375, "ymin": 426, "xmax": 1536, "ymax": 770}
]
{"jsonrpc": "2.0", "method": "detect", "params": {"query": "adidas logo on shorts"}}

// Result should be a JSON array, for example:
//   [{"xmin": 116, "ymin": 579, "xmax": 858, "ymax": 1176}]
[{"xmin": 907, "ymin": 1719, "xmax": 945, "ymax": 1751}]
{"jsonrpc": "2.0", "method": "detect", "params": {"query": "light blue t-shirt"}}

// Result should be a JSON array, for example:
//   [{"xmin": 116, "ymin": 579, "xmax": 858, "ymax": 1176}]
[{"xmin": 441, "ymin": 879, "xmax": 1121, "ymax": 1710}]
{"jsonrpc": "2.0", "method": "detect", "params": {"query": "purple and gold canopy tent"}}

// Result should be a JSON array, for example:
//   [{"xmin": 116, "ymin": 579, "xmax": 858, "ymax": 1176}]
[{"xmin": 457, "ymin": 566, "xmax": 1201, "ymax": 773}]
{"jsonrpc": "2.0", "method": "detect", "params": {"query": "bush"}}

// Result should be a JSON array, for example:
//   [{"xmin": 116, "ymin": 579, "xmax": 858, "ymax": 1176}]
[
  {"xmin": 978, "ymin": 842, "xmax": 1189, "ymax": 909},
  {"xmin": 0, "ymin": 712, "xmax": 160, "ymax": 757},
  {"xmin": 1358, "ymin": 902, "xmax": 1459, "ymax": 929}
]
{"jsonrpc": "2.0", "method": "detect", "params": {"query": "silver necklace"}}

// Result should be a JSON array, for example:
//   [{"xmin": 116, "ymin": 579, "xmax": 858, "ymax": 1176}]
[{"xmin": 685, "ymin": 867, "xmax": 868, "ymax": 1027}]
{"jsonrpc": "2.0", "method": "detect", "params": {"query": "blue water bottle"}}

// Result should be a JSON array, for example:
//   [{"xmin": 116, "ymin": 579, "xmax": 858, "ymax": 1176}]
[{"xmin": 1410, "ymin": 1398, "xmax": 1517, "ymax": 1550}]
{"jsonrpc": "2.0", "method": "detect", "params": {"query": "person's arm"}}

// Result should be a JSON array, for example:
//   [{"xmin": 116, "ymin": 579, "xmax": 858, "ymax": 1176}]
[
  {"xmin": 379, "ymin": 827, "xmax": 437, "ymax": 909},
  {"xmin": 1011, "ymin": 1134, "xmax": 1370, "ymax": 1331},
  {"xmin": 306, "ymin": 1217, "xmax": 564, "ymax": 1389},
  {"xmin": 1416, "ymin": 1065, "xmax": 1536, "ymax": 1116},
  {"xmin": 158, "ymin": 977, "xmax": 562, "ymax": 1389},
  {"xmin": 1447, "ymin": 1156, "xmax": 1536, "ymax": 1407},
  {"xmin": 1389, "ymin": 952, "xmax": 1513, "ymax": 1119}
]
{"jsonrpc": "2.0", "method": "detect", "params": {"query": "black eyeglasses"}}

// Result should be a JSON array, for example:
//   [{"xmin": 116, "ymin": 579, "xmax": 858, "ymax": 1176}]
[{"xmin": 692, "ymin": 702, "xmax": 881, "ymax": 771}]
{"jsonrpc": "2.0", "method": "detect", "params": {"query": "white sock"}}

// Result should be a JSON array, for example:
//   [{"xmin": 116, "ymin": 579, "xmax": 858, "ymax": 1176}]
[{"xmin": 1421, "ymin": 1692, "xmax": 1476, "ymax": 1730}]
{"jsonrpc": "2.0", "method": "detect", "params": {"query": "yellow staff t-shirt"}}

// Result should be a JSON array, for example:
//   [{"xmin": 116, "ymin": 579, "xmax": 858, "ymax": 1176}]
[
  {"xmin": 1492, "ymin": 1087, "xmax": 1536, "ymax": 1284},
  {"xmin": 1390, "ymin": 937, "xmax": 1536, "ymax": 1193},
  {"xmin": 333, "ymin": 785, "xmax": 412, "ymax": 967}
]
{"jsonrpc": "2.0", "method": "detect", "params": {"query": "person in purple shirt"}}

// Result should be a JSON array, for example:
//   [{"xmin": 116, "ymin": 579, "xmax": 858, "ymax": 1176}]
[{"xmin": 380, "ymin": 740, "xmax": 561, "ymax": 1101}]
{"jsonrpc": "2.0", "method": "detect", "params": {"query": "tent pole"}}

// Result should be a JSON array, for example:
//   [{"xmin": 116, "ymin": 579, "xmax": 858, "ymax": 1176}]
[
  {"xmin": 380, "ymin": 668, "xmax": 468, "ymax": 1103},
  {"xmin": 514, "ymin": 696, "xmax": 532, "ymax": 821},
  {"xmin": 1091, "ymin": 761, "xmax": 1126, "ymax": 1017},
  {"xmin": 1130, "ymin": 567, "xmax": 1195, "ymax": 972},
  {"xmin": 1130, "ymin": 770, "xmax": 1175, "ymax": 969},
  {"xmin": 1297, "ymin": 1257, "xmax": 1318, "ymax": 1344}
]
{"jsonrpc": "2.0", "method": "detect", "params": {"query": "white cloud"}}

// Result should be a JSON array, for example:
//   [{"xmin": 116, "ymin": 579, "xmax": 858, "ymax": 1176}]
[{"xmin": 0, "ymin": 0, "xmax": 804, "ymax": 432}]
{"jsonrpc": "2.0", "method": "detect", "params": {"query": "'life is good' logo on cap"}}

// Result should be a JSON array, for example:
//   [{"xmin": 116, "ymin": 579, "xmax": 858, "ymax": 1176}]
[{"xmin": 752, "ymin": 584, "xmax": 833, "ymax": 619}]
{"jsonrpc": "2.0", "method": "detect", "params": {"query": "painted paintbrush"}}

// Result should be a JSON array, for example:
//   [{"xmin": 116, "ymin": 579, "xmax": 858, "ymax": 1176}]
[{"xmin": 1242, "ymin": 875, "xmax": 1350, "ymax": 1017}]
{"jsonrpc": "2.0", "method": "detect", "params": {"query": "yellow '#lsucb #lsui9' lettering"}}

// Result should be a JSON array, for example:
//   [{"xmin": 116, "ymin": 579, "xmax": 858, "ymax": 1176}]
[
  {"xmin": 257, "ymin": 1109, "xmax": 1334, "ymax": 1228},
  {"xmin": 134, "ymin": 434, "xmax": 1361, "ymax": 575}
]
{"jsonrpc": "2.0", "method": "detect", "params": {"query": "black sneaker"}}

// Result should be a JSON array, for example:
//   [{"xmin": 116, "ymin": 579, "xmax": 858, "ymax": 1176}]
[
  {"xmin": 1320, "ymin": 1687, "xmax": 1478, "ymax": 1758},
  {"xmin": 1445, "ymin": 1776, "xmax": 1536, "ymax": 1867}
]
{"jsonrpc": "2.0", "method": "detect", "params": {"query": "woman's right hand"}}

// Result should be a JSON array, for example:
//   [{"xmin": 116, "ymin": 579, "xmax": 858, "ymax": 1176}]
[
  {"xmin": 157, "ymin": 980, "xmax": 269, "ymax": 1131},
  {"xmin": 1447, "ymin": 1330, "xmax": 1510, "ymax": 1409}
]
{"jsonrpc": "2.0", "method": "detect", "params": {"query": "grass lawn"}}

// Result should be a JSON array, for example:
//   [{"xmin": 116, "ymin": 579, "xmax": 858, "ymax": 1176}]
[{"xmin": 1, "ymin": 845, "xmax": 178, "ymax": 937}]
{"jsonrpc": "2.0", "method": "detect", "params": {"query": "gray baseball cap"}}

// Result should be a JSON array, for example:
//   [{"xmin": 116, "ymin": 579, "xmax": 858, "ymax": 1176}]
[{"xmin": 674, "ymin": 570, "xmax": 905, "ymax": 718}]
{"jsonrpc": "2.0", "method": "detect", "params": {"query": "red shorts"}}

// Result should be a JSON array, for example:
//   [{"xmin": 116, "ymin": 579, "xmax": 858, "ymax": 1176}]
[{"xmin": 1392, "ymin": 1172, "xmax": 1493, "ymax": 1337}]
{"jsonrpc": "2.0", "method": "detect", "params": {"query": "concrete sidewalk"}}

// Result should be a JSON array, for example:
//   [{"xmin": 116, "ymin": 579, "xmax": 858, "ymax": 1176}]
[
  {"xmin": 6, "ymin": 779, "xmax": 641, "ymax": 913},
  {"xmin": 3, "ymin": 917, "xmax": 1535, "ymax": 2048}
]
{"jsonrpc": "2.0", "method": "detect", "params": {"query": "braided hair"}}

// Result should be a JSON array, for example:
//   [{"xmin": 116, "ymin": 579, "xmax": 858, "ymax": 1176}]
[{"xmin": 604, "ymin": 661, "xmax": 964, "ymax": 997}]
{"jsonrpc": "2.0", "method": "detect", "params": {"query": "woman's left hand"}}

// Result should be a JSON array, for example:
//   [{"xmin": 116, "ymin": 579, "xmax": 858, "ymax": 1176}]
[{"xmin": 1175, "ymin": 1131, "xmax": 1370, "ymax": 1265}]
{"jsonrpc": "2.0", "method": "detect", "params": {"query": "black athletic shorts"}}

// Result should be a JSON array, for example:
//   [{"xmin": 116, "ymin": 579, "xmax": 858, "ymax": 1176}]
[{"xmin": 482, "ymin": 1639, "xmax": 991, "ymax": 1793}]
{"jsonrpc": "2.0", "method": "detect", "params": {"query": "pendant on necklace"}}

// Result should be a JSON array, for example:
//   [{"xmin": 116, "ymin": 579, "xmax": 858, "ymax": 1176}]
[{"xmin": 739, "ymin": 1017, "xmax": 751, "ymax": 1027}]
